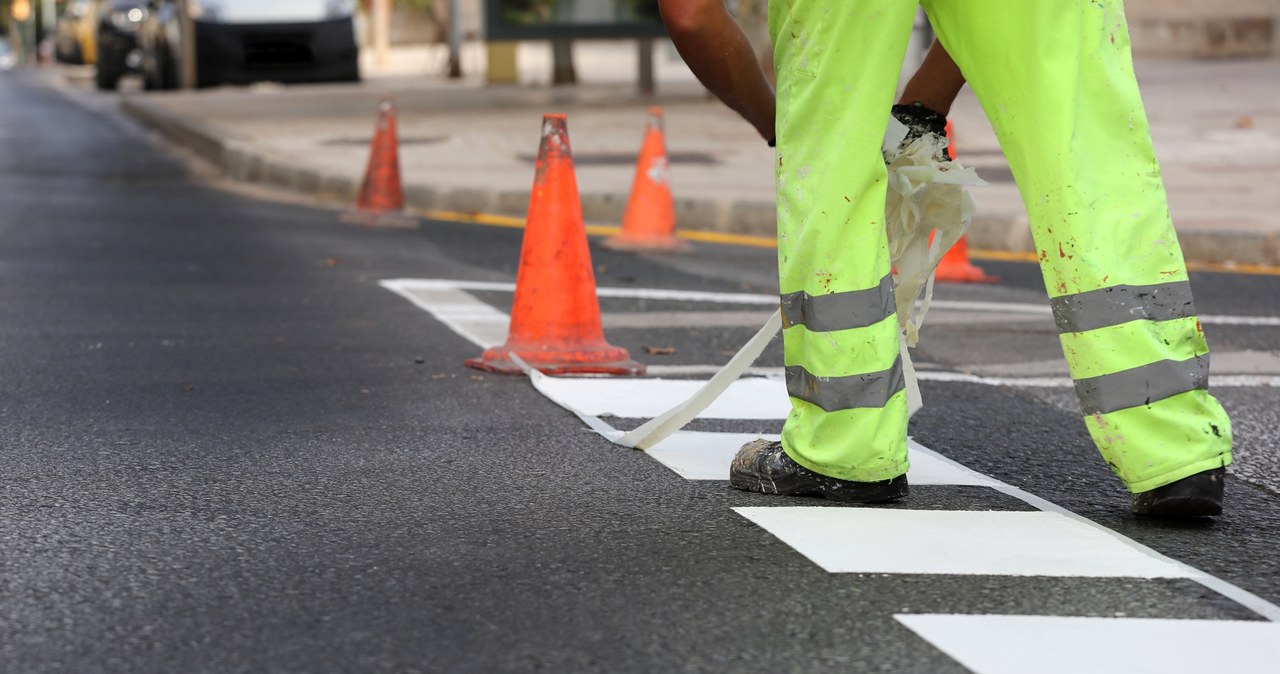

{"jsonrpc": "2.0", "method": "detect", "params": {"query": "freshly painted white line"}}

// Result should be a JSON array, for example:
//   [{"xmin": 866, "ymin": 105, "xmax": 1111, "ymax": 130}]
[
  {"xmin": 1195, "ymin": 375, "xmax": 1280, "ymax": 387},
  {"xmin": 645, "ymin": 365, "xmax": 786, "ymax": 378},
  {"xmin": 595, "ymin": 287, "xmax": 777, "ymax": 305},
  {"xmin": 512, "ymin": 354, "xmax": 626, "ymax": 441},
  {"xmin": 383, "ymin": 278, "xmax": 1280, "ymax": 328},
  {"xmin": 918, "ymin": 371, "xmax": 1280, "ymax": 388},
  {"xmin": 616, "ymin": 310, "xmax": 783, "ymax": 449},
  {"xmin": 384, "ymin": 277, "xmax": 1280, "ymax": 620},
  {"xmin": 967, "ymin": 350, "xmax": 1280, "ymax": 378},
  {"xmin": 918, "ymin": 371, "xmax": 1075, "ymax": 387},
  {"xmin": 381, "ymin": 280, "xmax": 1280, "ymax": 365},
  {"xmin": 733, "ymin": 508, "xmax": 1199, "ymax": 578},
  {"xmin": 647, "ymin": 434, "xmax": 999, "ymax": 486},
  {"xmin": 602, "ymin": 311, "xmax": 777, "ymax": 329},
  {"xmin": 894, "ymin": 615, "xmax": 1280, "ymax": 674},
  {"xmin": 902, "ymin": 440, "xmax": 1006, "ymax": 486},
  {"xmin": 532, "ymin": 377, "xmax": 792, "ymax": 420},
  {"xmin": 925, "ymin": 301, "xmax": 1280, "ymax": 328},
  {"xmin": 916, "ymin": 310, "xmax": 1050, "ymax": 325},
  {"xmin": 380, "ymin": 278, "xmax": 780, "ymax": 305},
  {"xmin": 917, "ymin": 447, "xmax": 1280, "ymax": 622},
  {"xmin": 538, "ymin": 366, "xmax": 1273, "ymax": 391},
  {"xmin": 643, "ymin": 431, "xmax": 777, "ymax": 479},
  {"xmin": 1210, "ymin": 350, "xmax": 1280, "ymax": 375},
  {"xmin": 380, "ymin": 281, "xmax": 509, "ymax": 349},
  {"xmin": 1201, "ymin": 313, "xmax": 1280, "ymax": 327},
  {"xmin": 930, "ymin": 299, "xmax": 1051, "ymax": 316}
]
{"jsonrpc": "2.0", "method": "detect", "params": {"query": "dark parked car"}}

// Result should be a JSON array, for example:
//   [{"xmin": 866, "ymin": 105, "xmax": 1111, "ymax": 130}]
[
  {"xmin": 138, "ymin": 0, "xmax": 359, "ymax": 90},
  {"xmin": 95, "ymin": 0, "xmax": 149, "ymax": 89}
]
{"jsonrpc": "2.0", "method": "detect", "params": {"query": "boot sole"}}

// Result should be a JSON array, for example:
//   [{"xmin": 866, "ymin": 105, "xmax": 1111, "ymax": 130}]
[
  {"xmin": 1131, "ymin": 468, "xmax": 1225, "ymax": 517},
  {"xmin": 730, "ymin": 469, "xmax": 908, "ymax": 504},
  {"xmin": 1132, "ymin": 495, "xmax": 1223, "ymax": 517}
]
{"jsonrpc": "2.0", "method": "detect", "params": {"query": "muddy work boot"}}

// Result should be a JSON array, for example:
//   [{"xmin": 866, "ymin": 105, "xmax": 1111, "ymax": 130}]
[
  {"xmin": 729, "ymin": 439, "xmax": 908, "ymax": 504},
  {"xmin": 1131, "ymin": 467, "xmax": 1225, "ymax": 517}
]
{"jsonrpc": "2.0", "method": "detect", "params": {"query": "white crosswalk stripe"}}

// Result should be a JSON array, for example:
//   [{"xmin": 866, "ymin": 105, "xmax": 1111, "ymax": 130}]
[
  {"xmin": 384, "ymin": 278, "xmax": 1280, "ymax": 673},
  {"xmin": 895, "ymin": 615, "xmax": 1280, "ymax": 674},
  {"xmin": 735, "ymin": 507, "xmax": 1197, "ymax": 577}
]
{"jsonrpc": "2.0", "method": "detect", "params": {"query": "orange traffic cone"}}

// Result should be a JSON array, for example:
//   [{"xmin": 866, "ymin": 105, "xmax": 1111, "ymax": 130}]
[
  {"xmin": 934, "ymin": 120, "xmax": 997, "ymax": 284},
  {"xmin": 602, "ymin": 107, "xmax": 690, "ymax": 252},
  {"xmin": 934, "ymin": 235, "xmax": 998, "ymax": 283},
  {"xmin": 343, "ymin": 99, "xmax": 415, "ymax": 228},
  {"xmin": 465, "ymin": 114, "xmax": 645, "ymax": 377}
]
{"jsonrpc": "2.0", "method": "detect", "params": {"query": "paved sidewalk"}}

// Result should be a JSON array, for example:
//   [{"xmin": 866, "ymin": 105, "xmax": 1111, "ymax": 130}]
[{"xmin": 116, "ymin": 51, "xmax": 1280, "ymax": 266}]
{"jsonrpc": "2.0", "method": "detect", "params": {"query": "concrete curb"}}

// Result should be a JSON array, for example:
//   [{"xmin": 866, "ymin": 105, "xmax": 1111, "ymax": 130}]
[{"xmin": 120, "ymin": 97, "xmax": 1276, "ymax": 267}]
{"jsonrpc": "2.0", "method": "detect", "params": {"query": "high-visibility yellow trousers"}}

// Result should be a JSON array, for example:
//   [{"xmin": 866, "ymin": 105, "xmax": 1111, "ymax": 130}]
[{"xmin": 770, "ymin": 0, "xmax": 1232, "ymax": 492}]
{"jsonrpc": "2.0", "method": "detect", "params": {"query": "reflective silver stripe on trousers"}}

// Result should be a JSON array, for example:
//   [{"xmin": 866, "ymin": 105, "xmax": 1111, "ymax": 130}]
[
  {"xmin": 1074, "ymin": 355, "xmax": 1210, "ymax": 415},
  {"xmin": 786, "ymin": 358, "xmax": 906, "ymax": 412},
  {"xmin": 780, "ymin": 273, "xmax": 895, "ymax": 332},
  {"xmin": 1050, "ymin": 281, "xmax": 1196, "ymax": 334}
]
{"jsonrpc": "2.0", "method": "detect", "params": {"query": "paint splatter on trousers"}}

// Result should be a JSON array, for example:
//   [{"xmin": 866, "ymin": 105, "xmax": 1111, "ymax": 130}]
[{"xmin": 770, "ymin": 0, "xmax": 1232, "ymax": 491}]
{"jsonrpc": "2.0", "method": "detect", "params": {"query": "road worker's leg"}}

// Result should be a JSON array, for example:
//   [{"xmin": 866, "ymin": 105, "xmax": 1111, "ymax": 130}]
[
  {"xmin": 921, "ymin": 0, "xmax": 1232, "ymax": 492},
  {"xmin": 770, "ymin": 0, "xmax": 920, "ymax": 481}
]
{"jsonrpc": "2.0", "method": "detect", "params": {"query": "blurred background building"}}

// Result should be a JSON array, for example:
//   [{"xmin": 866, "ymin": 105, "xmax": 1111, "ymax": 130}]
[{"xmin": 2, "ymin": 0, "xmax": 1278, "ymax": 83}]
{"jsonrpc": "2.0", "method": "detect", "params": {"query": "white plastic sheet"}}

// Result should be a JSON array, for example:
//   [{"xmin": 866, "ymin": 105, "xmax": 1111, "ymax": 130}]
[{"xmin": 882, "ymin": 117, "xmax": 986, "ymax": 415}]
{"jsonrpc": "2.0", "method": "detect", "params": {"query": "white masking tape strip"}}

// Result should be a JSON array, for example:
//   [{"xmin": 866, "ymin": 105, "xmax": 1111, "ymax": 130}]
[{"xmin": 614, "ymin": 309, "xmax": 783, "ymax": 450}]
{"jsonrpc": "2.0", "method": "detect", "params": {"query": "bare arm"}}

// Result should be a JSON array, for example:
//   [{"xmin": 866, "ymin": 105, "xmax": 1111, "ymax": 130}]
[
  {"xmin": 898, "ymin": 40, "xmax": 966, "ymax": 116},
  {"xmin": 658, "ymin": 0, "xmax": 776, "ymax": 142}
]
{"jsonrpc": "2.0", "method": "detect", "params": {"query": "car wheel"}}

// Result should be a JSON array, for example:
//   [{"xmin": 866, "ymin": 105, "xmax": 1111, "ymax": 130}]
[
  {"xmin": 62, "ymin": 42, "xmax": 84, "ymax": 65},
  {"xmin": 95, "ymin": 68, "xmax": 120, "ymax": 91},
  {"xmin": 161, "ymin": 54, "xmax": 178, "ymax": 89},
  {"xmin": 339, "ymin": 61, "xmax": 360, "ymax": 83}
]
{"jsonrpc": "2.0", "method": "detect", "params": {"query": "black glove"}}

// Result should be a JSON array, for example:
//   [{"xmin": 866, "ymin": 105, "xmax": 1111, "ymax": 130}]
[
  {"xmin": 891, "ymin": 102, "xmax": 951, "ymax": 162},
  {"xmin": 891, "ymin": 102, "xmax": 948, "ymax": 142}
]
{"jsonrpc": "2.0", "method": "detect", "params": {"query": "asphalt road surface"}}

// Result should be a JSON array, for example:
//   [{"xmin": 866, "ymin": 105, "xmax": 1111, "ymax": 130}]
[{"xmin": 2, "ymin": 70, "xmax": 1279, "ymax": 673}]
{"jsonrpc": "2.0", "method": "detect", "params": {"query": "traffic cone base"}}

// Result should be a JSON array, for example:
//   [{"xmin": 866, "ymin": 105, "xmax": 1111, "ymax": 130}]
[
  {"xmin": 603, "ymin": 107, "xmax": 689, "ymax": 253},
  {"xmin": 466, "ymin": 113, "xmax": 644, "ymax": 377},
  {"xmin": 465, "ymin": 345, "xmax": 645, "ymax": 377},
  {"xmin": 934, "ymin": 235, "xmax": 998, "ymax": 284},
  {"xmin": 934, "ymin": 258, "xmax": 999, "ymax": 283}
]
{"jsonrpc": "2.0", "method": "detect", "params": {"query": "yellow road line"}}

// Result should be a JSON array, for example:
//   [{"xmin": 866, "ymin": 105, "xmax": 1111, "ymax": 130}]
[
  {"xmin": 424, "ymin": 210, "xmax": 525, "ymax": 229},
  {"xmin": 970, "ymin": 249, "xmax": 1037, "ymax": 263},
  {"xmin": 423, "ymin": 209, "xmax": 777, "ymax": 247},
  {"xmin": 676, "ymin": 229, "xmax": 777, "ymax": 248},
  {"xmin": 420, "ymin": 210, "xmax": 1280, "ymax": 277}
]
